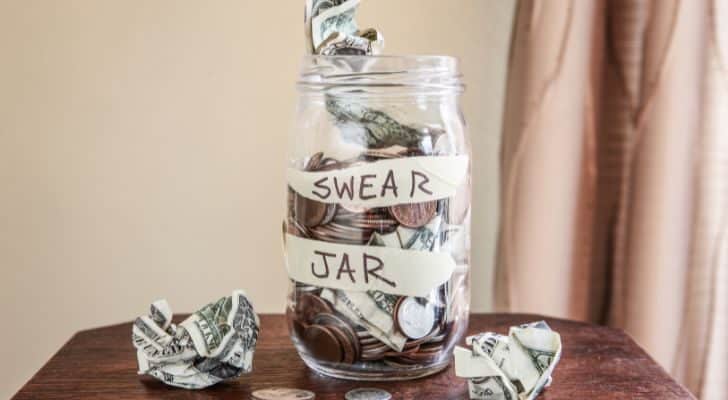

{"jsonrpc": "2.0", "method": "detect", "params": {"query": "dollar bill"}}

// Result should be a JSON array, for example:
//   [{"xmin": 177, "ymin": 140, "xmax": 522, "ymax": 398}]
[
  {"xmin": 368, "ymin": 216, "xmax": 444, "ymax": 251},
  {"xmin": 509, "ymin": 321, "xmax": 561, "ymax": 396},
  {"xmin": 132, "ymin": 318, "xmax": 196, "ymax": 364},
  {"xmin": 318, "ymin": 31, "xmax": 374, "ymax": 56},
  {"xmin": 325, "ymin": 98, "xmax": 431, "ymax": 149},
  {"xmin": 311, "ymin": 0, "xmax": 361, "ymax": 51},
  {"xmin": 305, "ymin": 0, "xmax": 346, "ymax": 53},
  {"xmin": 455, "ymin": 321, "xmax": 562, "ymax": 400},
  {"xmin": 454, "ymin": 346, "xmax": 518, "ymax": 400},
  {"xmin": 150, "ymin": 299, "xmax": 173, "ymax": 329},
  {"xmin": 364, "ymin": 216, "xmax": 446, "ymax": 320},
  {"xmin": 180, "ymin": 295, "xmax": 234, "ymax": 358},
  {"xmin": 367, "ymin": 289, "xmax": 398, "ymax": 314},
  {"xmin": 320, "ymin": 288, "xmax": 407, "ymax": 351},
  {"xmin": 133, "ymin": 290, "xmax": 260, "ymax": 389}
]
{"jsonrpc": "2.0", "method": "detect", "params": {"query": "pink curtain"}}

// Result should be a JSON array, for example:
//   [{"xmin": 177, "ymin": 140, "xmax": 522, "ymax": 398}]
[{"xmin": 495, "ymin": 1, "xmax": 727, "ymax": 398}]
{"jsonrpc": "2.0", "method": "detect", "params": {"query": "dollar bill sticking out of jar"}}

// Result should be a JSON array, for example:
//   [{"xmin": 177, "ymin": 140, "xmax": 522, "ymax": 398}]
[
  {"xmin": 305, "ymin": 0, "xmax": 444, "ymax": 151},
  {"xmin": 132, "ymin": 290, "xmax": 260, "ymax": 389},
  {"xmin": 454, "ymin": 321, "xmax": 563, "ymax": 400}
]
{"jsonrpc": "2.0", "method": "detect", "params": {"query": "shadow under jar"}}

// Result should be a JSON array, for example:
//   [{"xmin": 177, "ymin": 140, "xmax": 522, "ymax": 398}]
[{"xmin": 284, "ymin": 55, "xmax": 471, "ymax": 381}]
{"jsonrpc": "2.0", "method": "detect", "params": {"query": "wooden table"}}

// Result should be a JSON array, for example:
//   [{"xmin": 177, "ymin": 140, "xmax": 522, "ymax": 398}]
[{"xmin": 12, "ymin": 314, "xmax": 694, "ymax": 399}]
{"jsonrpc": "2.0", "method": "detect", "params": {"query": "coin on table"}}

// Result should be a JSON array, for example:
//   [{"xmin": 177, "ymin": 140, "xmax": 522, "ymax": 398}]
[
  {"xmin": 388, "ymin": 201, "xmax": 437, "ymax": 228},
  {"xmin": 396, "ymin": 297, "xmax": 436, "ymax": 339},
  {"xmin": 345, "ymin": 388, "xmax": 392, "ymax": 400},
  {"xmin": 252, "ymin": 387, "xmax": 315, "ymax": 400}
]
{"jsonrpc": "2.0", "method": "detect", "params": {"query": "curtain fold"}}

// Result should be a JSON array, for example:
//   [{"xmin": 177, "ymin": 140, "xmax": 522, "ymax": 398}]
[{"xmin": 495, "ymin": 1, "xmax": 727, "ymax": 398}]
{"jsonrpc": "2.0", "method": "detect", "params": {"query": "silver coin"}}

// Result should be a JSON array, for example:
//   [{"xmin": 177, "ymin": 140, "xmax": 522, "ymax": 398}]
[
  {"xmin": 345, "ymin": 388, "xmax": 392, "ymax": 400},
  {"xmin": 252, "ymin": 387, "xmax": 315, "ymax": 400},
  {"xmin": 341, "ymin": 203, "xmax": 370, "ymax": 213},
  {"xmin": 396, "ymin": 297, "xmax": 436, "ymax": 339}
]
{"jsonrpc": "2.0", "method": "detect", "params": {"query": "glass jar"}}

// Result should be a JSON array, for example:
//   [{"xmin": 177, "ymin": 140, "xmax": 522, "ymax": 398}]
[{"xmin": 283, "ymin": 55, "xmax": 471, "ymax": 380}]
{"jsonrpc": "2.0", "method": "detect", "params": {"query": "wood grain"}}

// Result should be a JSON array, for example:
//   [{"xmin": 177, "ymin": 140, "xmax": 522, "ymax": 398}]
[{"xmin": 12, "ymin": 314, "xmax": 695, "ymax": 399}]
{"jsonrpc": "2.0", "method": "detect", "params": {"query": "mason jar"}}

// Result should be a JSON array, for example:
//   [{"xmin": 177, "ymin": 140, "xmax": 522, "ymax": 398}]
[{"xmin": 283, "ymin": 55, "xmax": 471, "ymax": 380}]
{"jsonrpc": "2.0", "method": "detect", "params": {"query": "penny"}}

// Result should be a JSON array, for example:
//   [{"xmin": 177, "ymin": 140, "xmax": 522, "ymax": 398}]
[
  {"xmin": 383, "ymin": 358, "xmax": 418, "ymax": 368},
  {"xmin": 359, "ymin": 336, "xmax": 380, "ymax": 346},
  {"xmin": 361, "ymin": 343, "xmax": 389, "ymax": 353},
  {"xmin": 345, "ymin": 388, "xmax": 392, "ymax": 400},
  {"xmin": 311, "ymin": 313, "xmax": 360, "ymax": 362},
  {"xmin": 303, "ymin": 324, "xmax": 343, "ymax": 363},
  {"xmin": 327, "ymin": 324, "xmax": 356, "ymax": 364},
  {"xmin": 361, "ymin": 352, "xmax": 387, "ymax": 361},
  {"xmin": 403, "ymin": 334, "xmax": 431, "ymax": 350},
  {"xmin": 383, "ymin": 345, "xmax": 419, "ymax": 357},
  {"xmin": 252, "ymin": 387, "xmax": 316, "ymax": 400},
  {"xmin": 398, "ymin": 351, "xmax": 442, "ymax": 363},
  {"xmin": 356, "ymin": 329, "xmax": 372, "ymax": 338},
  {"xmin": 386, "ymin": 357, "xmax": 421, "ymax": 366},
  {"xmin": 388, "ymin": 201, "xmax": 437, "ymax": 228},
  {"xmin": 286, "ymin": 218, "xmax": 310, "ymax": 237},
  {"xmin": 297, "ymin": 294, "xmax": 333, "ymax": 324},
  {"xmin": 418, "ymin": 344, "xmax": 445, "ymax": 355},
  {"xmin": 361, "ymin": 343, "xmax": 389, "ymax": 359},
  {"xmin": 396, "ymin": 297, "xmax": 436, "ymax": 339},
  {"xmin": 291, "ymin": 318, "xmax": 308, "ymax": 338},
  {"xmin": 425, "ymin": 332, "xmax": 447, "ymax": 343},
  {"xmin": 294, "ymin": 194, "xmax": 335, "ymax": 228},
  {"xmin": 305, "ymin": 152, "xmax": 324, "ymax": 171}
]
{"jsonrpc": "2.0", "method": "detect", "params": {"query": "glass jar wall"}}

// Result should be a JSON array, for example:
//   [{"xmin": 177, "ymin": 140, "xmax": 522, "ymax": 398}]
[{"xmin": 283, "ymin": 55, "xmax": 471, "ymax": 380}]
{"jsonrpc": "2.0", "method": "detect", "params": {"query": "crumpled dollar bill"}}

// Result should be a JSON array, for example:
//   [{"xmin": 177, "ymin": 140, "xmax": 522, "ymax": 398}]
[
  {"xmin": 305, "ymin": 0, "xmax": 439, "ymax": 152},
  {"xmin": 132, "ymin": 290, "xmax": 260, "ymax": 389},
  {"xmin": 305, "ymin": 0, "xmax": 383, "ymax": 55},
  {"xmin": 454, "ymin": 321, "xmax": 562, "ymax": 400}
]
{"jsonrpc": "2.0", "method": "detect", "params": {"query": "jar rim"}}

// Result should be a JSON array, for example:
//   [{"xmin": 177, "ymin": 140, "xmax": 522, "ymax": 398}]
[
  {"xmin": 301, "ymin": 54, "xmax": 459, "ymax": 63},
  {"xmin": 298, "ymin": 55, "xmax": 464, "ymax": 94}
]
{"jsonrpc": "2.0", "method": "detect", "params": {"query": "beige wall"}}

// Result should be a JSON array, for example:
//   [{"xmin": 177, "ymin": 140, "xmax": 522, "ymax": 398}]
[{"xmin": 0, "ymin": 1, "xmax": 514, "ymax": 397}]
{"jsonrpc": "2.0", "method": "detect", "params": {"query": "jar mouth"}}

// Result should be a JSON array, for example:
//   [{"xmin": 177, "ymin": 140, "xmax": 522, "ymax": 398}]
[{"xmin": 298, "ymin": 55, "xmax": 464, "ymax": 94}]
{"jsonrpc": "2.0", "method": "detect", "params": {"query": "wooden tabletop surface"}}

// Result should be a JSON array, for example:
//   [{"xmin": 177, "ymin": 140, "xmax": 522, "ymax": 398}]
[{"xmin": 12, "ymin": 313, "xmax": 695, "ymax": 399}]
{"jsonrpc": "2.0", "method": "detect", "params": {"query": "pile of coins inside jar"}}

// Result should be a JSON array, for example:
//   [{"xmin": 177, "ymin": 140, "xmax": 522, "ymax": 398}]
[{"xmin": 285, "ymin": 142, "xmax": 470, "ymax": 369}]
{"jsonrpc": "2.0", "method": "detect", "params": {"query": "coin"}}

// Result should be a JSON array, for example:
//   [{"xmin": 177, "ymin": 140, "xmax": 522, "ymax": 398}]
[
  {"xmin": 292, "ymin": 315, "xmax": 308, "ymax": 337},
  {"xmin": 395, "ymin": 297, "xmax": 436, "ymax": 339},
  {"xmin": 311, "ymin": 313, "xmax": 361, "ymax": 362},
  {"xmin": 252, "ymin": 387, "xmax": 316, "ymax": 400},
  {"xmin": 383, "ymin": 345, "xmax": 420, "ymax": 357},
  {"xmin": 328, "ymin": 324, "xmax": 356, "ymax": 364},
  {"xmin": 345, "ymin": 388, "xmax": 392, "ymax": 400},
  {"xmin": 297, "ymin": 293, "xmax": 333, "ymax": 324},
  {"xmin": 359, "ymin": 336, "xmax": 380, "ymax": 346},
  {"xmin": 305, "ymin": 152, "xmax": 325, "ymax": 171},
  {"xmin": 388, "ymin": 201, "xmax": 437, "ymax": 228},
  {"xmin": 341, "ymin": 203, "xmax": 370, "ymax": 213},
  {"xmin": 294, "ymin": 194, "xmax": 336, "ymax": 228},
  {"xmin": 303, "ymin": 324, "xmax": 343, "ymax": 363}
]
